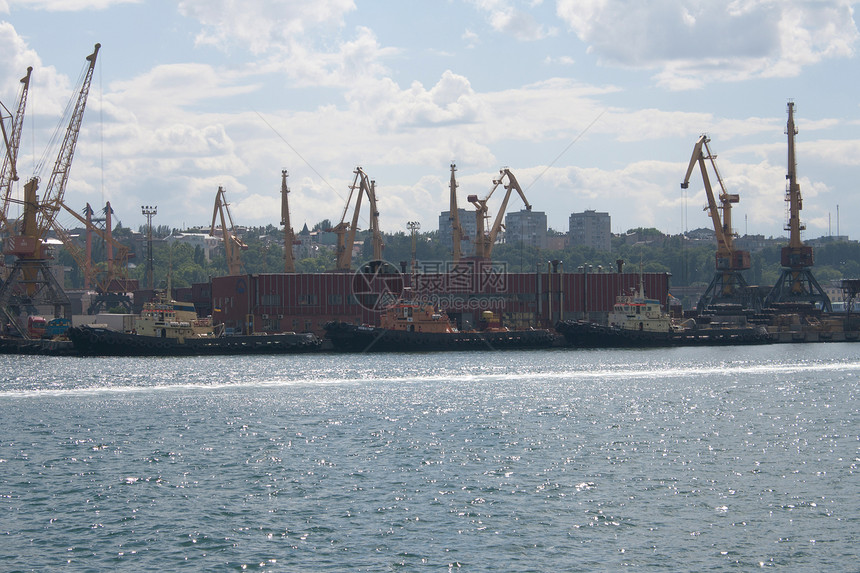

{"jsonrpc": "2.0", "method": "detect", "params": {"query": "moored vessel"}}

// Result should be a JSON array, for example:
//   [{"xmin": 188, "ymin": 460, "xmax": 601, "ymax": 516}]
[
  {"xmin": 68, "ymin": 295, "xmax": 320, "ymax": 356},
  {"xmin": 556, "ymin": 281, "xmax": 771, "ymax": 348},
  {"xmin": 324, "ymin": 296, "xmax": 558, "ymax": 352}
]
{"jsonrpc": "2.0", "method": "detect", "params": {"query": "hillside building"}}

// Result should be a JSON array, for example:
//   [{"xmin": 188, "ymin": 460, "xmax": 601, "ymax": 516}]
[
  {"xmin": 504, "ymin": 209, "xmax": 547, "ymax": 249},
  {"xmin": 569, "ymin": 210, "xmax": 611, "ymax": 251},
  {"xmin": 438, "ymin": 208, "xmax": 477, "ymax": 257}
]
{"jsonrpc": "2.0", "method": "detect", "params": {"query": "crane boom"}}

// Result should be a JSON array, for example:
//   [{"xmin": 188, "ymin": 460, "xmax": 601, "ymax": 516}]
[
  {"xmin": 35, "ymin": 43, "xmax": 100, "ymax": 239},
  {"xmin": 210, "ymin": 186, "xmax": 247, "ymax": 276},
  {"xmin": 681, "ymin": 135, "xmax": 746, "ymax": 269},
  {"xmin": 1, "ymin": 66, "xmax": 33, "ymax": 231},
  {"xmin": 332, "ymin": 167, "xmax": 383, "ymax": 271},
  {"xmin": 468, "ymin": 168, "xmax": 532, "ymax": 261}
]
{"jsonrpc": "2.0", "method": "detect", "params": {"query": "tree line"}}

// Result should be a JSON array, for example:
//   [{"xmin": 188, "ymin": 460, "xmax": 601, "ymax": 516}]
[{"xmin": 55, "ymin": 223, "xmax": 859, "ymax": 290}]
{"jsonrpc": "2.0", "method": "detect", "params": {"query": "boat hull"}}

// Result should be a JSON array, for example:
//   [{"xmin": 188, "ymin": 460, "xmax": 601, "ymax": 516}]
[
  {"xmin": 555, "ymin": 320, "xmax": 771, "ymax": 348},
  {"xmin": 68, "ymin": 326, "xmax": 321, "ymax": 356},
  {"xmin": 324, "ymin": 321, "xmax": 559, "ymax": 352},
  {"xmin": 0, "ymin": 337, "xmax": 76, "ymax": 356}
]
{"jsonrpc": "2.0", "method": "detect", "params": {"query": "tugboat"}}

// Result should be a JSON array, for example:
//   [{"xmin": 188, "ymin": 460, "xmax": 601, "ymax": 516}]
[
  {"xmin": 324, "ymin": 293, "xmax": 558, "ymax": 352},
  {"xmin": 68, "ymin": 294, "xmax": 321, "ymax": 356},
  {"xmin": 556, "ymin": 278, "xmax": 682, "ymax": 347},
  {"xmin": 555, "ymin": 278, "xmax": 771, "ymax": 348}
]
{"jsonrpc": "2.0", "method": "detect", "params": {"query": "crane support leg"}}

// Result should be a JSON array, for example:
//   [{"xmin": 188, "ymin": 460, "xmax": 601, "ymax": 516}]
[
  {"xmin": 765, "ymin": 268, "xmax": 832, "ymax": 312},
  {"xmin": 697, "ymin": 270, "xmax": 756, "ymax": 313},
  {"xmin": 0, "ymin": 259, "xmax": 71, "ymax": 338}
]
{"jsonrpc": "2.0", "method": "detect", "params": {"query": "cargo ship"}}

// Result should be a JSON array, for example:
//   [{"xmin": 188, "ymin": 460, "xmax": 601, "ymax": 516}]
[
  {"xmin": 324, "ymin": 294, "xmax": 559, "ymax": 352},
  {"xmin": 68, "ymin": 295, "xmax": 320, "ymax": 356}
]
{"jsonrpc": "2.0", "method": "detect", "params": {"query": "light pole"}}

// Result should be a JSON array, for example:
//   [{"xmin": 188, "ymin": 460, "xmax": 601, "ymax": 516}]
[
  {"xmin": 141, "ymin": 205, "xmax": 157, "ymax": 290},
  {"xmin": 407, "ymin": 221, "xmax": 420, "ymax": 274}
]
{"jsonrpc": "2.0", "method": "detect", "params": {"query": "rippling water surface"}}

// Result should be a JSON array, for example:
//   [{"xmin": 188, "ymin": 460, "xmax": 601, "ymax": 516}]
[{"xmin": 1, "ymin": 344, "xmax": 858, "ymax": 571}]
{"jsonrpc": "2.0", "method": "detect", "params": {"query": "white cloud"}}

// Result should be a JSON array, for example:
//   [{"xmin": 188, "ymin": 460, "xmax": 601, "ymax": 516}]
[
  {"xmin": 7, "ymin": 0, "xmax": 140, "ymax": 10},
  {"xmin": 345, "ymin": 70, "xmax": 485, "ymax": 131},
  {"xmin": 462, "ymin": 28, "xmax": 480, "ymax": 48},
  {"xmin": 0, "ymin": 21, "xmax": 72, "ymax": 116},
  {"xmin": 107, "ymin": 62, "xmax": 257, "ymax": 111},
  {"xmin": 177, "ymin": 0, "xmax": 356, "ymax": 55},
  {"xmin": 556, "ymin": 0, "xmax": 859, "ymax": 90},
  {"xmin": 804, "ymin": 139, "xmax": 860, "ymax": 166},
  {"xmin": 469, "ymin": 0, "xmax": 551, "ymax": 40}
]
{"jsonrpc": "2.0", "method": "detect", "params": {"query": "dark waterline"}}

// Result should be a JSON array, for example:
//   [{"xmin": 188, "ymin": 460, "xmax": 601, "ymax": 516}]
[{"xmin": 1, "ymin": 345, "xmax": 858, "ymax": 571}]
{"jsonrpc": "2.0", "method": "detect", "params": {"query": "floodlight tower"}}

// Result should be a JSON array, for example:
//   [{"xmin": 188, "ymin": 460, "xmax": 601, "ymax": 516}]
[
  {"xmin": 141, "ymin": 205, "xmax": 157, "ymax": 289},
  {"xmin": 407, "ymin": 220, "xmax": 420, "ymax": 273}
]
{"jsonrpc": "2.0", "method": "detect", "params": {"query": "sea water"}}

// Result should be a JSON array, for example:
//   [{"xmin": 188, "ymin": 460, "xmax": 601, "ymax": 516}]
[{"xmin": 0, "ymin": 344, "xmax": 857, "ymax": 571}]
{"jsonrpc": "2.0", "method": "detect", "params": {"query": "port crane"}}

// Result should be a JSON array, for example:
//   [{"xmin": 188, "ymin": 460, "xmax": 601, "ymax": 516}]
[
  {"xmin": 681, "ymin": 135, "xmax": 753, "ymax": 311},
  {"xmin": 330, "ymin": 167, "xmax": 383, "ymax": 271},
  {"xmin": 468, "ymin": 168, "xmax": 532, "ymax": 261},
  {"xmin": 210, "ymin": 186, "xmax": 247, "ymax": 276},
  {"xmin": 55, "ymin": 200, "xmax": 134, "ymax": 313},
  {"xmin": 448, "ymin": 163, "xmax": 469, "ymax": 263},
  {"xmin": 1, "ymin": 66, "xmax": 32, "ymax": 245},
  {"xmin": 0, "ymin": 44, "xmax": 100, "ymax": 337},
  {"xmin": 765, "ymin": 102, "xmax": 831, "ymax": 311},
  {"xmin": 281, "ymin": 170, "xmax": 299, "ymax": 273}
]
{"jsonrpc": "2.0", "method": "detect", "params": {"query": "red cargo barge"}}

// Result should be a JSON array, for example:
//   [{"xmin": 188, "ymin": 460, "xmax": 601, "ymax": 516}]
[{"xmin": 208, "ymin": 265, "xmax": 670, "ymax": 338}]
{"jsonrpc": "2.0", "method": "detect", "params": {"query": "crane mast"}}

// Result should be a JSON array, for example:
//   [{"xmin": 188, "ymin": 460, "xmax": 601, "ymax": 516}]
[
  {"xmin": 764, "ymin": 101, "xmax": 831, "ymax": 311},
  {"xmin": 448, "ymin": 163, "xmax": 466, "ymax": 263},
  {"xmin": 332, "ymin": 167, "xmax": 383, "ymax": 271},
  {"xmin": 1, "ymin": 66, "xmax": 33, "ymax": 236},
  {"xmin": 210, "ymin": 186, "xmax": 247, "ymax": 276},
  {"xmin": 281, "ymin": 170, "xmax": 299, "ymax": 273},
  {"xmin": 784, "ymin": 102, "xmax": 806, "ymax": 253},
  {"xmin": 681, "ymin": 135, "xmax": 752, "ymax": 311},
  {"xmin": 468, "ymin": 168, "xmax": 531, "ymax": 261}
]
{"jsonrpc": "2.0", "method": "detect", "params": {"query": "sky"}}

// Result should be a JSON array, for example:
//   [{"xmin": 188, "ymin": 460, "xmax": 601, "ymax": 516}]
[{"xmin": 1, "ymin": 0, "xmax": 859, "ymax": 243}]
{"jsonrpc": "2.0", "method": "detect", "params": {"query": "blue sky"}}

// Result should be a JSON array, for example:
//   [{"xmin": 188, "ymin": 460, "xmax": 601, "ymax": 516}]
[{"xmin": 2, "ymin": 0, "xmax": 859, "ymax": 242}]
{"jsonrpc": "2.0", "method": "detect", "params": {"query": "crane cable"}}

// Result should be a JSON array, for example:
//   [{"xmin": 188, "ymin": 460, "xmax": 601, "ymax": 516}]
[
  {"xmin": 524, "ymin": 109, "xmax": 605, "ymax": 193},
  {"xmin": 33, "ymin": 60, "xmax": 91, "ymax": 178},
  {"xmin": 255, "ymin": 110, "xmax": 367, "ymax": 227}
]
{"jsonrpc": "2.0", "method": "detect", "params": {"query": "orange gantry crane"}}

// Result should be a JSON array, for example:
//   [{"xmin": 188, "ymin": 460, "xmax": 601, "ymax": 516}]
[
  {"xmin": 330, "ymin": 166, "xmax": 383, "ymax": 271},
  {"xmin": 0, "ymin": 44, "xmax": 100, "ymax": 337},
  {"xmin": 57, "ymin": 200, "xmax": 134, "ymax": 313},
  {"xmin": 764, "ymin": 101, "xmax": 831, "ymax": 311},
  {"xmin": 210, "ymin": 186, "xmax": 247, "ymax": 276},
  {"xmin": 681, "ymin": 134, "xmax": 753, "ymax": 311},
  {"xmin": 467, "ymin": 168, "xmax": 532, "ymax": 261}
]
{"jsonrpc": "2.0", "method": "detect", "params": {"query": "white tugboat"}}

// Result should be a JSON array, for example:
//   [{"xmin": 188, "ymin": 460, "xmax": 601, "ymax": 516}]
[{"xmin": 556, "ymin": 274, "xmax": 770, "ymax": 348}]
